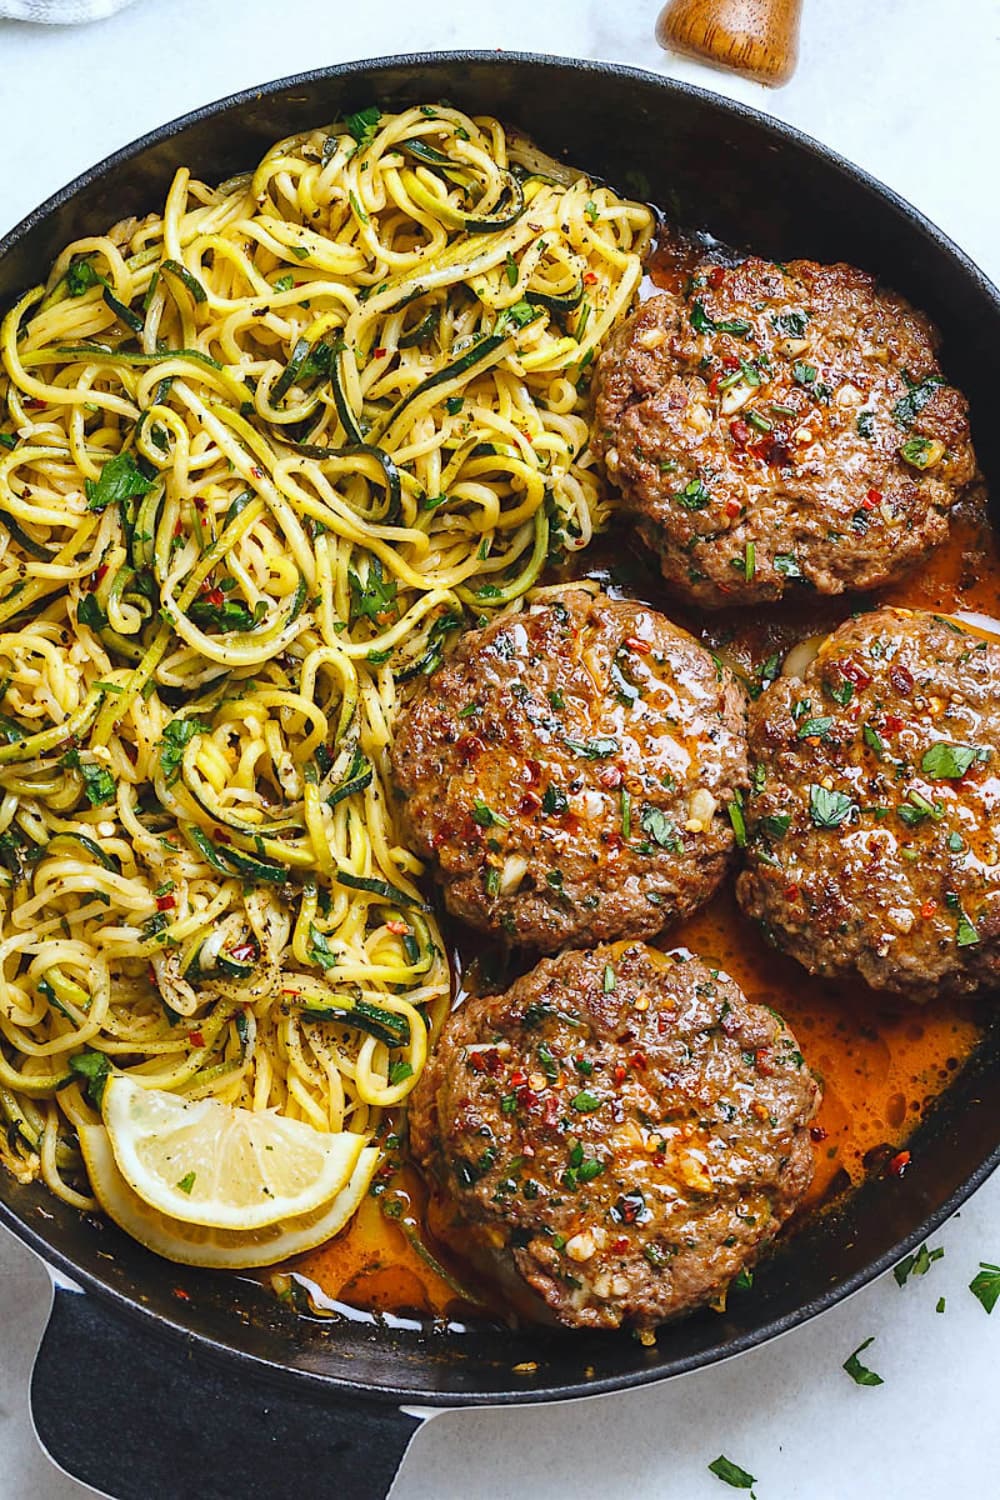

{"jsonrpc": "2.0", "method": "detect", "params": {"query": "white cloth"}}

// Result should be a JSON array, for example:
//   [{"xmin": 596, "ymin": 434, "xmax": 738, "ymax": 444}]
[{"xmin": 0, "ymin": 0, "xmax": 137, "ymax": 20}]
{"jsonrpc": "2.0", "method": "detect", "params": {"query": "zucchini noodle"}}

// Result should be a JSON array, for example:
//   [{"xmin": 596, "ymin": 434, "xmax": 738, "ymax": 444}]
[{"xmin": 0, "ymin": 104, "xmax": 653, "ymax": 1217}]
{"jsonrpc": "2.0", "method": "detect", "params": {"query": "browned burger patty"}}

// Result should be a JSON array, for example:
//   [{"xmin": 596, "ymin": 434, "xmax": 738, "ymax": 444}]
[
  {"xmin": 591, "ymin": 257, "xmax": 978, "ymax": 608},
  {"xmin": 409, "ymin": 941, "xmax": 819, "ymax": 1330},
  {"xmin": 390, "ymin": 588, "xmax": 748, "ymax": 953},
  {"xmin": 737, "ymin": 607, "xmax": 1000, "ymax": 1000}
]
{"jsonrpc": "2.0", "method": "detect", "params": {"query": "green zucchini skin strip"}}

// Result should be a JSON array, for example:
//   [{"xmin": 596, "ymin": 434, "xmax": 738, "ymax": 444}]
[{"xmin": 296, "ymin": 441, "xmax": 402, "ymax": 521}]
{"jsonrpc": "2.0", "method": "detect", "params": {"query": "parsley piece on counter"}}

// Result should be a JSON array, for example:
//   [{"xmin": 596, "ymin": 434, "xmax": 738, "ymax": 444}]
[
  {"xmin": 969, "ymin": 1263, "xmax": 1000, "ymax": 1314},
  {"xmin": 808, "ymin": 784, "xmax": 855, "ymax": 828},
  {"xmin": 921, "ymin": 741, "xmax": 980, "ymax": 779},
  {"xmin": 708, "ymin": 1455, "xmax": 757, "ymax": 1491},
  {"xmin": 84, "ymin": 451, "xmax": 155, "ymax": 513},
  {"xmin": 843, "ymin": 1337, "xmax": 883, "ymax": 1386},
  {"xmin": 894, "ymin": 1242, "xmax": 944, "ymax": 1286},
  {"xmin": 936, "ymin": 1297, "xmax": 946, "ymax": 1313}
]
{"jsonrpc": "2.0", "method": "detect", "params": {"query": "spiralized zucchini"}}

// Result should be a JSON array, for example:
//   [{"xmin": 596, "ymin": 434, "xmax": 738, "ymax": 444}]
[{"xmin": 0, "ymin": 103, "xmax": 654, "ymax": 1213}]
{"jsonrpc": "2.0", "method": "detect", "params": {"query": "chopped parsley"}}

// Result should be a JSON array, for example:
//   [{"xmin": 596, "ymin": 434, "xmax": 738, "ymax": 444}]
[
  {"xmin": 176, "ymin": 1171, "xmax": 196, "ymax": 1194},
  {"xmin": 564, "ymin": 735, "xmax": 619, "ymax": 760},
  {"xmin": 809, "ymin": 784, "xmax": 855, "ymax": 828},
  {"xmin": 640, "ymin": 804, "xmax": 681, "ymax": 850},
  {"xmin": 843, "ymin": 1337, "xmax": 883, "ymax": 1387},
  {"xmin": 79, "ymin": 763, "xmax": 115, "ymax": 806},
  {"xmin": 345, "ymin": 105, "xmax": 380, "ymax": 149},
  {"xmin": 570, "ymin": 1090, "xmax": 601, "ymax": 1113},
  {"xmin": 159, "ymin": 717, "xmax": 210, "ymax": 786},
  {"xmin": 541, "ymin": 783, "xmax": 568, "ymax": 816},
  {"xmin": 921, "ymin": 741, "xmax": 980, "ymax": 780},
  {"xmin": 690, "ymin": 300, "xmax": 750, "ymax": 337},
  {"xmin": 674, "ymin": 478, "xmax": 711, "ymax": 511},
  {"xmin": 84, "ymin": 451, "xmax": 155, "ymax": 513},
  {"xmin": 969, "ymin": 1262, "xmax": 1000, "ymax": 1314},
  {"xmin": 472, "ymin": 799, "xmax": 509, "ymax": 829},
  {"xmin": 708, "ymin": 1455, "xmax": 757, "ymax": 1491},
  {"xmin": 893, "ymin": 373, "xmax": 944, "ymax": 428},
  {"xmin": 728, "ymin": 796, "xmax": 746, "ymax": 848},
  {"xmin": 760, "ymin": 813, "xmax": 791, "ymax": 840},
  {"xmin": 797, "ymin": 715, "xmax": 834, "ymax": 740},
  {"xmin": 894, "ymin": 1242, "xmax": 943, "ymax": 1286}
]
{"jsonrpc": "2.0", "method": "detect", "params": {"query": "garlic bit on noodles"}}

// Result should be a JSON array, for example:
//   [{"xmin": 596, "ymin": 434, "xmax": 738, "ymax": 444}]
[{"xmin": 0, "ymin": 103, "xmax": 653, "ymax": 1218}]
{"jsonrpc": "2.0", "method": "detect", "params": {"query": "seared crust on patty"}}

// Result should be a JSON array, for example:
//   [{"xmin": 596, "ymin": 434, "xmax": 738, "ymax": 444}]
[
  {"xmin": 738, "ymin": 607, "xmax": 1000, "ymax": 1000},
  {"xmin": 409, "ymin": 941, "xmax": 820, "ymax": 1330},
  {"xmin": 591, "ymin": 257, "xmax": 978, "ymax": 607},
  {"xmin": 390, "ymin": 588, "xmax": 749, "ymax": 953}
]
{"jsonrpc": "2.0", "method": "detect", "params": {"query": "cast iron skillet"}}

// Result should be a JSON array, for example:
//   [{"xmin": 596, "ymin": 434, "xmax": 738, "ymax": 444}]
[{"xmin": 1, "ymin": 52, "xmax": 998, "ymax": 1500}]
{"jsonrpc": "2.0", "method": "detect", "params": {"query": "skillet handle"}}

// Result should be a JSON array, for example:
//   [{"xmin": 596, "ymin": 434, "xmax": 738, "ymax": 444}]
[{"xmin": 31, "ymin": 1281, "xmax": 425, "ymax": 1500}]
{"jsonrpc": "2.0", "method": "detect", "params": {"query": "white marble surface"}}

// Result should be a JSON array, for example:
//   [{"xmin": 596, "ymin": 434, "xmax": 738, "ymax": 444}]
[{"xmin": 0, "ymin": 3, "xmax": 998, "ymax": 1497}]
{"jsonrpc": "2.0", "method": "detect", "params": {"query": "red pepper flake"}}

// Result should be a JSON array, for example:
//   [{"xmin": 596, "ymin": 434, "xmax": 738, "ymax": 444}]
[
  {"xmin": 385, "ymin": 919, "xmax": 408, "ymax": 935},
  {"xmin": 24, "ymin": 398, "xmax": 46, "ymax": 410},
  {"xmin": 729, "ymin": 418, "xmax": 750, "ymax": 448},
  {"xmin": 707, "ymin": 371, "xmax": 722, "ymax": 398},
  {"xmin": 517, "ymin": 1087, "xmax": 537, "ymax": 1112},
  {"xmin": 583, "ymin": 271, "xmax": 598, "ymax": 286},
  {"xmin": 510, "ymin": 1070, "xmax": 528, "ymax": 1089},
  {"xmin": 862, "ymin": 487, "xmax": 882, "ymax": 510},
  {"xmin": 920, "ymin": 899, "xmax": 937, "ymax": 920},
  {"xmin": 722, "ymin": 353, "xmax": 740, "ymax": 370},
  {"xmin": 611, "ymin": 1236, "xmax": 630, "ymax": 1255},
  {"xmin": 91, "ymin": 563, "xmax": 109, "ymax": 590},
  {"xmin": 784, "ymin": 884, "xmax": 800, "ymax": 901},
  {"xmin": 519, "ymin": 791, "xmax": 541, "ymax": 815},
  {"xmin": 725, "ymin": 498, "xmax": 742, "ymax": 518},
  {"xmin": 187, "ymin": 1030, "xmax": 206, "ymax": 1048},
  {"xmin": 373, "ymin": 347, "xmax": 386, "ymax": 358},
  {"xmin": 156, "ymin": 893, "xmax": 176, "ymax": 911},
  {"xmin": 840, "ymin": 658, "xmax": 872, "ymax": 689},
  {"xmin": 629, "ymin": 1050, "xmax": 647, "ymax": 1071},
  {"xmin": 523, "ymin": 759, "xmax": 542, "ymax": 788},
  {"xmin": 598, "ymin": 765, "xmax": 623, "ymax": 790},
  {"xmin": 250, "ymin": 465, "xmax": 263, "ymax": 480},
  {"xmin": 884, "ymin": 714, "xmax": 905, "ymax": 733},
  {"xmin": 754, "ymin": 1047, "xmax": 775, "ymax": 1076},
  {"xmin": 542, "ymin": 1093, "xmax": 560, "ymax": 1127},
  {"xmin": 888, "ymin": 1149, "xmax": 911, "ymax": 1177},
  {"xmin": 708, "ymin": 266, "xmax": 726, "ymax": 290},
  {"xmin": 469, "ymin": 1048, "xmax": 499, "ymax": 1074},
  {"xmin": 172, "ymin": 1287, "xmax": 191, "ymax": 1301},
  {"xmin": 201, "ymin": 586, "xmax": 225, "ymax": 608},
  {"xmin": 456, "ymin": 735, "xmax": 484, "ymax": 765},
  {"xmin": 229, "ymin": 942, "xmax": 258, "ymax": 963},
  {"xmin": 657, "ymin": 1013, "xmax": 672, "ymax": 1036},
  {"xmin": 889, "ymin": 664, "xmax": 914, "ymax": 696},
  {"xmin": 613, "ymin": 1064, "xmax": 627, "ymax": 1086},
  {"xmin": 810, "ymin": 1125, "xmax": 828, "ymax": 1143},
  {"xmin": 624, "ymin": 635, "xmax": 651, "ymax": 654}
]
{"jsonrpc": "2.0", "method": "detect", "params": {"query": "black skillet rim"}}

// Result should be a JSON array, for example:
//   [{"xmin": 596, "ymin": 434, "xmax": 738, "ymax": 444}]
[{"xmin": 0, "ymin": 49, "xmax": 998, "ymax": 1409}]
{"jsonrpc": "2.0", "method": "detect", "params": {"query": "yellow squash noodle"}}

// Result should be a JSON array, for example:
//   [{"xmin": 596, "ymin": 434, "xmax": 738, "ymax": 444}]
[{"xmin": 0, "ymin": 103, "xmax": 654, "ymax": 1213}]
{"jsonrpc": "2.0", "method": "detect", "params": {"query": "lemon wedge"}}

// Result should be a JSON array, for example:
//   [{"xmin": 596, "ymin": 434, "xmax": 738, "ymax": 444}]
[
  {"xmin": 79, "ymin": 1123, "xmax": 379, "ymax": 1268},
  {"xmin": 101, "ymin": 1075, "xmax": 366, "ymax": 1230}
]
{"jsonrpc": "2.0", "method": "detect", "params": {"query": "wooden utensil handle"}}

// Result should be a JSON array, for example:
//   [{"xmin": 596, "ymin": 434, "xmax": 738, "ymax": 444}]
[{"xmin": 656, "ymin": 0, "xmax": 803, "ymax": 86}]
